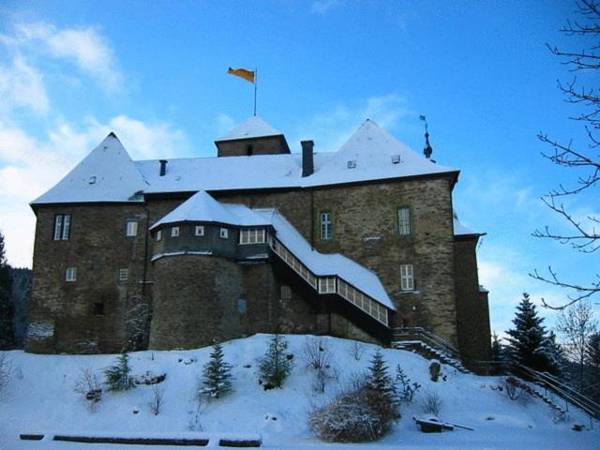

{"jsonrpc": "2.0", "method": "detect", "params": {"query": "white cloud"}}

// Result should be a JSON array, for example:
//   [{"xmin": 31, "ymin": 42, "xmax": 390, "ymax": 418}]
[
  {"xmin": 0, "ymin": 117, "xmax": 188, "ymax": 267},
  {"xmin": 1, "ymin": 21, "xmax": 122, "ymax": 94},
  {"xmin": 310, "ymin": 0, "xmax": 343, "ymax": 15},
  {"xmin": 290, "ymin": 93, "xmax": 413, "ymax": 152},
  {"xmin": 0, "ymin": 56, "xmax": 49, "ymax": 114}
]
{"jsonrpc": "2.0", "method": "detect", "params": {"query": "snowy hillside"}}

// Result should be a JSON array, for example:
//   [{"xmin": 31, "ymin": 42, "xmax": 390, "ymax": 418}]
[{"xmin": 0, "ymin": 334, "xmax": 597, "ymax": 449}]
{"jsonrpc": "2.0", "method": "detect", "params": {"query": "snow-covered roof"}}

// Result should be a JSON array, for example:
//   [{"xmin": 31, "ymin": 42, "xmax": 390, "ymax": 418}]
[
  {"xmin": 255, "ymin": 208, "xmax": 395, "ymax": 310},
  {"xmin": 216, "ymin": 116, "xmax": 282, "ymax": 141},
  {"xmin": 31, "ymin": 119, "xmax": 458, "ymax": 205},
  {"xmin": 453, "ymin": 215, "xmax": 485, "ymax": 237},
  {"xmin": 32, "ymin": 133, "xmax": 148, "ymax": 205},
  {"xmin": 150, "ymin": 190, "xmax": 269, "ymax": 230},
  {"xmin": 303, "ymin": 119, "xmax": 456, "ymax": 187}
]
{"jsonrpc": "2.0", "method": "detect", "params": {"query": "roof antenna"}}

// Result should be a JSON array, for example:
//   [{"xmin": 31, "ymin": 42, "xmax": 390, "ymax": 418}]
[{"xmin": 419, "ymin": 115, "xmax": 433, "ymax": 160}]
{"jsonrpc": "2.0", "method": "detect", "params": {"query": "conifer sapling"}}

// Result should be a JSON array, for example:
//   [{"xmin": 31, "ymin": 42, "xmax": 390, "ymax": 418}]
[{"xmin": 200, "ymin": 342, "xmax": 233, "ymax": 399}]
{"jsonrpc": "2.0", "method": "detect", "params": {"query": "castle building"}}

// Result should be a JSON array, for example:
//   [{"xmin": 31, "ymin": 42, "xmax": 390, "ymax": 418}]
[{"xmin": 25, "ymin": 117, "xmax": 491, "ymax": 369}]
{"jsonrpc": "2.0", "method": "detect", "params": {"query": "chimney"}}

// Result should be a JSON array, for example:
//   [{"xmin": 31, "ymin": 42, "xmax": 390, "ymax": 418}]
[
  {"xmin": 159, "ymin": 159, "xmax": 168, "ymax": 176},
  {"xmin": 301, "ymin": 140, "xmax": 314, "ymax": 177}
]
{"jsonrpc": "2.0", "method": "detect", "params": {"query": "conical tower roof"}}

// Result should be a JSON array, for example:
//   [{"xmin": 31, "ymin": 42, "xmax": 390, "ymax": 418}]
[
  {"xmin": 216, "ymin": 116, "xmax": 282, "ymax": 141},
  {"xmin": 32, "ymin": 133, "xmax": 147, "ymax": 205}
]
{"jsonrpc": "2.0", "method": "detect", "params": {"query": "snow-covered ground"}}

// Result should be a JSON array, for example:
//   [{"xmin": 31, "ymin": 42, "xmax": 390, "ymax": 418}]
[{"xmin": 0, "ymin": 334, "xmax": 597, "ymax": 449}]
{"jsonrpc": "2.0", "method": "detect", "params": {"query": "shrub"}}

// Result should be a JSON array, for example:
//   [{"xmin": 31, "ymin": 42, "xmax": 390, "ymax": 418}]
[
  {"xmin": 303, "ymin": 338, "xmax": 337, "ymax": 393},
  {"xmin": 421, "ymin": 390, "xmax": 443, "ymax": 416},
  {"xmin": 308, "ymin": 382, "xmax": 393, "ymax": 442},
  {"xmin": 0, "ymin": 353, "xmax": 10, "ymax": 398},
  {"xmin": 394, "ymin": 364, "xmax": 421, "ymax": 404},
  {"xmin": 74, "ymin": 367, "xmax": 102, "ymax": 410},
  {"xmin": 504, "ymin": 376, "xmax": 524, "ymax": 400},
  {"xmin": 349, "ymin": 341, "xmax": 365, "ymax": 361},
  {"xmin": 149, "ymin": 386, "xmax": 165, "ymax": 415},
  {"xmin": 258, "ymin": 335, "xmax": 293, "ymax": 389},
  {"xmin": 104, "ymin": 353, "xmax": 134, "ymax": 391}
]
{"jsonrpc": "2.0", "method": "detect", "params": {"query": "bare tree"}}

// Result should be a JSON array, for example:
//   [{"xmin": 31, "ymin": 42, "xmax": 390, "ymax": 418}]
[
  {"xmin": 531, "ymin": 0, "xmax": 600, "ymax": 309},
  {"xmin": 557, "ymin": 300, "xmax": 598, "ymax": 391},
  {"xmin": 149, "ymin": 385, "xmax": 165, "ymax": 415}
]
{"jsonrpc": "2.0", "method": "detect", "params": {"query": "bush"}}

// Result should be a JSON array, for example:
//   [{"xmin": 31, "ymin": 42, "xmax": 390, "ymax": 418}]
[
  {"xmin": 308, "ymin": 382, "xmax": 393, "ymax": 442},
  {"xmin": 0, "ymin": 353, "xmax": 10, "ymax": 398},
  {"xmin": 258, "ymin": 335, "xmax": 293, "ymax": 389},
  {"xmin": 149, "ymin": 386, "xmax": 164, "ymax": 416},
  {"xmin": 348, "ymin": 340, "xmax": 365, "ymax": 361},
  {"xmin": 421, "ymin": 390, "xmax": 443, "ymax": 416},
  {"xmin": 104, "ymin": 353, "xmax": 134, "ymax": 391},
  {"xmin": 74, "ymin": 367, "xmax": 102, "ymax": 411},
  {"xmin": 394, "ymin": 364, "xmax": 420, "ymax": 404},
  {"xmin": 504, "ymin": 376, "xmax": 524, "ymax": 400},
  {"xmin": 303, "ymin": 338, "xmax": 337, "ymax": 393}
]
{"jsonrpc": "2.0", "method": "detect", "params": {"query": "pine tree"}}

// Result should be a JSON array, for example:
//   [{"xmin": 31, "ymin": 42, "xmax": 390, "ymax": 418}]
[
  {"xmin": 200, "ymin": 342, "xmax": 233, "ymax": 399},
  {"xmin": 366, "ymin": 349, "xmax": 394, "ymax": 398},
  {"xmin": 505, "ymin": 293, "xmax": 557, "ymax": 374},
  {"xmin": 586, "ymin": 333, "xmax": 600, "ymax": 402},
  {"xmin": 0, "ymin": 231, "xmax": 15, "ymax": 349},
  {"xmin": 490, "ymin": 332, "xmax": 504, "ymax": 375},
  {"xmin": 258, "ymin": 334, "xmax": 293, "ymax": 389},
  {"xmin": 104, "ymin": 352, "xmax": 134, "ymax": 391}
]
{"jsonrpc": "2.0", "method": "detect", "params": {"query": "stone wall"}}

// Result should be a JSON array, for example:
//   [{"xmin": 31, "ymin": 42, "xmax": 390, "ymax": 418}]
[
  {"xmin": 453, "ymin": 237, "xmax": 492, "ymax": 368},
  {"xmin": 26, "ymin": 204, "xmax": 148, "ymax": 353}
]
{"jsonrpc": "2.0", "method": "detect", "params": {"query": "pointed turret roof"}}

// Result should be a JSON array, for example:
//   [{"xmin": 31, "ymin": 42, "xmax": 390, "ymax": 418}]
[
  {"xmin": 216, "ymin": 116, "xmax": 282, "ymax": 141},
  {"xmin": 303, "ymin": 119, "xmax": 457, "ymax": 187},
  {"xmin": 150, "ymin": 190, "xmax": 269, "ymax": 229},
  {"xmin": 32, "ymin": 133, "xmax": 148, "ymax": 205}
]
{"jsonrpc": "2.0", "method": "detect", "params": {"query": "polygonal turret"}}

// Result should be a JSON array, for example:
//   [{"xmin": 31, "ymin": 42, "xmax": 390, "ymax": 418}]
[{"xmin": 214, "ymin": 116, "xmax": 290, "ymax": 157}]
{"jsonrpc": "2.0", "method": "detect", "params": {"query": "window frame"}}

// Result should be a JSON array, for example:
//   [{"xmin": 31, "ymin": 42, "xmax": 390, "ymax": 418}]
[
  {"xmin": 280, "ymin": 284, "xmax": 292, "ymax": 301},
  {"xmin": 53, "ymin": 214, "xmax": 72, "ymax": 241},
  {"xmin": 239, "ymin": 228, "xmax": 266, "ymax": 245},
  {"xmin": 118, "ymin": 268, "xmax": 129, "ymax": 282},
  {"xmin": 318, "ymin": 276, "xmax": 337, "ymax": 294},
  {"xmin": 397, "ymin": 206, "xmax": 411, "ymax": 236},
  {"xmin": 155, "ymin": 230, "xmax": 162, "ymax": 241},
  {"xmin": 171, "ymin": 226, "xmax": 180, "ymax": 237},
  {"xmin": 126, "ymin": 220, "xmax": 138, "ymax": 237},
  {"xmin": 195, "ymin": 225, "xmax": 205, "ymax": 237},
  {"xmin": 219, "ymin": 227, "xmax": 229, "ymax": 239},
  {"xmin": 65, "ymin": 267, "xmax": 77, "ymax": 282},
  {"xmin": 400, "ymin": 264, "xmax": 415, "ymax": 291},
  {"xmin": 319, "ymin": 211, "xmax": 333, "ymax": 241}
]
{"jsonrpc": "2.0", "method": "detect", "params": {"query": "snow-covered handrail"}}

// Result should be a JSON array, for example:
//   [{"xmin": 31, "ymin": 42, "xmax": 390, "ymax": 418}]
[{"xmin": 270, "ymin": 238, "xmax": 389, "ymax": 326}]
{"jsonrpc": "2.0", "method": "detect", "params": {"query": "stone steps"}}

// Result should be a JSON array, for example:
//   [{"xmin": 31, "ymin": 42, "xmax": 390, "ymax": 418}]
[{"xmin": 392, "ymin": 340, "xmax": 469, "ymax": 374}]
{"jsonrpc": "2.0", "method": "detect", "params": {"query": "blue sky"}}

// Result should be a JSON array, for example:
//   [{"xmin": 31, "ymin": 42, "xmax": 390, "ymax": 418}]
[{"xmin": 1, "ymin": 0, "xmax": 598, "ymax": 336}]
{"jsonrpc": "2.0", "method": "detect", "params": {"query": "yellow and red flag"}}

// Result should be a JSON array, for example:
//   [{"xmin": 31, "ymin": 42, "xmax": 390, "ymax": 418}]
[{"xmin": 227, "ymin": 67, "xmax": 255, "ymax": 83}]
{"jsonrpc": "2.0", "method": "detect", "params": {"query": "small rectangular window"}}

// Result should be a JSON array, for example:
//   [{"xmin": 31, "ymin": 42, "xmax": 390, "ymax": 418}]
[
  {"xmin": 320, "ymin": 212, "xmax": 332, "ymax": 240},
  {"xmin": 171, "ymin": 226, "xmax": 180, "ymax": 237},
  {"xmin": 53, "ymin": 214, "xmax": 71, "ymax": 240},
  {"xmin": 126, "ymin": 221, "xmax": 138, "ymax": 237},
  {"xmin": 93, "ymin": 302, "xmax": 105, "ymax": 316},
  {"xmin": 318, "ymin": 277, "xmax": 336, "ymax": 294},
  {"xmin": 65, "ymin": 267, "xmax": 77, "ymax": 282},
  {"xmin": 398, "ymin": 207, "xmax": 411, "ymax": 236},
  {"xmin": 119, "ymin": 268, "xmax": 128, "ymax": 282},
  {"xmin": 155, "ymin": 230, "xmax": 162, "ymax": 241},
  {"xmin": 220, "ymin": 228, "xmax": 229, "ymax": 239},
  {"xmin": 280, "ymin": 285, "xmax": 292, "ymax": 301},
  {"xmin": 239, "ymin": 228, "xmax": 265, "ymax": 244},
  {"xmin": 195, "ymin": 225, "xmax": 205, "ymax": 236},
  {"xmin": 400, "ymin": 264, "xmax": 414, "ymax": 291}
]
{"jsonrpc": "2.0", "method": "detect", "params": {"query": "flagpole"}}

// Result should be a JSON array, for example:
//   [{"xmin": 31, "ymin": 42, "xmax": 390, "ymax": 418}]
[{"xmin": 253, "ymin": 68, "xmax": 257, "ymax": 116}]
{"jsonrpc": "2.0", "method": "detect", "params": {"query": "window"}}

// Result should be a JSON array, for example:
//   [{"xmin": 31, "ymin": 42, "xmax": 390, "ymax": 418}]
[
  {"xmin": 65, "ymin": 267, "xmax": 77, "ymax": 282},
  {"xmin": 53, "ymin": 214, "xmax": 71, "ymax": 240},
  {"xmin": 155, "ymin": 230, "xmax": 162, "ymax": 241},
  {"xmin": 280, "ymin": 285, "xmax": 292, "ymax": 301},
  {"xmin": 219, "ymin": 228, "xmax": 229, "ymax": 239},
  {"xmin": 318, "ymin": 277, "xmax": 336, "ymax": 294},
  {"xmin": 237, "ymin": 298, "xmax": 247, "ymax": 314},
  {"xmin": 171, "ymin": 226, "xmax": 180, "ymax": 237},
  {"xmin": 93, "ymin": 302, "xmax": 105, "ymax": 316},
  {"xmin": 126, "ymin": 221, "xmax": 138, "ymax": 237},
  {"xmin": 195, "ymin": 225, "xmax": 205, "ymax": 236},
  {"xmin": 400, "ymin": 264, "xmax": 414, "ymax": 291},
  {"xmin": 398, "ymin": 207, "xmax": 411, "ymax": 236},
  {"xmin": 239, "ymin": 228, "xmax": 265, "ymax": 244},
  {"xmin": 320, "ymin": 212, "xmax": 332, "ymax": 240},
  {"xmin": 119, "ymin": 268, "xmax": 128, "ymax": 282}
]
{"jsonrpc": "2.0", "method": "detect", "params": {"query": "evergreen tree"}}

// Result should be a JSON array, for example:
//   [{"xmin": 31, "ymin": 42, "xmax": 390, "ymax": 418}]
[
  {"xmin": 200, "ymin": 342, "xmax": 233, "ymax": 399},
  {"xmin": 104, "ymin": 352, "xmax": 134, "ymax": 391},
  {"xmin": 505, "ymin": 293, "xmax": 557, "ymax": 374},
  {"xmin": 0, "ymin": 231, "xmax": 15, "ymax": 349},
  {"xmin": 490, "ymin": 332, "xmax": 505, "ymax": 375},
  {"xmin": 366, "ymin": 349, "xmax": 394, "ymax": 398},
  {"xmin": 258, "ymin": 334, "xmax": 293, "ymax": 389},
  {"xmin": 586, "ymin": 333, "xmax": 600, "ymax": 402},
  {"xmin": 393, "ymin": 364, "xmax": 420, "ymax": 403}
]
